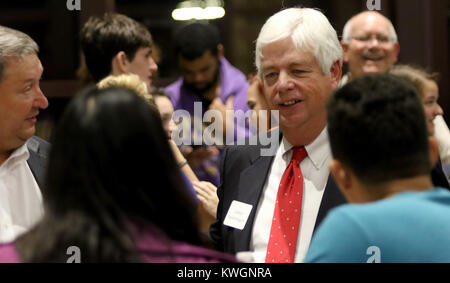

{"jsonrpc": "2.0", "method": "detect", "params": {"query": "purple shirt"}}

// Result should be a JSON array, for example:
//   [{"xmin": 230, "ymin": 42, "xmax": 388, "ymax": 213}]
[
  {"xmin": 0, "ymin": 243, "xmax": 18, "ymax": 263},
  {"xmin": 181, "ymin": 171, "xmax": 199, "ymax": 207},
  {"xmin": 0, "ymin": 223, "xmax": 237, "ymax": 263},
  {"xmin": 166, "ymin": 57, "xmax": 249, "ymax": 185}
]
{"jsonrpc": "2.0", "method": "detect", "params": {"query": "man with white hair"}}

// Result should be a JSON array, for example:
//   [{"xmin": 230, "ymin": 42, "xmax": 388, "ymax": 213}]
[
  {"xmin": 0, "ymin": 26, "xmax": 50, "ymax": 243},
  {"xmin": 210, "ymin": 8, "xmax": 345, "ymax": 263}
]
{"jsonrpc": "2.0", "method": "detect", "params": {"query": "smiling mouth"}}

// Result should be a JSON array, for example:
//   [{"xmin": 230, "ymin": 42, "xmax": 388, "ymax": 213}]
[
  {"xmin": 26, "ymin": 117, "xmax": 37, "ymax": 125},
  {"xmin": 280, "ymin": 100, "xmax": 302, "ymax": 107},
  {"xmin": 28, "ymin": 114, "xmax": 38, "ymax": 119},
  {"xmin": 363, "ymin": 55, "xmax": 384, "ymax": 61}
]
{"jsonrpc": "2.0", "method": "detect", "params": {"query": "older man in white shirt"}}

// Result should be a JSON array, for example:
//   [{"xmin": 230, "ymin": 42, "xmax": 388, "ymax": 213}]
[
  {"xmin": 210, "ymin": 8, "xmax": 345, "ymax": 263},
  {"xmin": 341, "ymin": 11, "xmax": 450, "ymax": 169},
  {"xmin": 0, "ymin": 26, "xmax": 50, "ymax": 243}
]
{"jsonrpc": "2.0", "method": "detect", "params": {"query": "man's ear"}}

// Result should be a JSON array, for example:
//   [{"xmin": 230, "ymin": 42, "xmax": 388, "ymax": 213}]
[
  {"xmin": 329, "ymin": 159, "xmax": 353, "ymax": 191},
  {"xmin": 428, "ymin": 136, "xmax": 439, "ymax": 167},
  {"xmin": 111, "ymin": 51, "xmax": 129, "ymax": 75},
  {"xmin": 330, "ymin": 159, "xmax": 358, "ymax": 203},
  {"xmin": 217, "ymin": 44, "xmax": 224, "ymax": 58},
  {"xmin": 341, "ymin": 41, "xmax": 350, "ymax": 63},
  {"xmin": 329, "ymin": 59, "xmax": 343, "ymax": 88},
  {"xmin": 393, "ymin": 42, "xmax": 400, "ymax": 64}
]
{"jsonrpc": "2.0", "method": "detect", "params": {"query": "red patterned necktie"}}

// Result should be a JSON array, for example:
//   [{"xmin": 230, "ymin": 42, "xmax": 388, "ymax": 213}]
[{"xmin": 265, "ymin": 146, "xmax": 307, "ymax": 263}]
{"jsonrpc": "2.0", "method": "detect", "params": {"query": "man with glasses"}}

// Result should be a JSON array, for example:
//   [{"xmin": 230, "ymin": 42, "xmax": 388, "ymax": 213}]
[
  {"xmin": 340, "ymin": 11, "xmax": 400, "ymax": 84},
  {"xmin": 340, "ymin": 11, "xmax": 449, "ymax": 189}
]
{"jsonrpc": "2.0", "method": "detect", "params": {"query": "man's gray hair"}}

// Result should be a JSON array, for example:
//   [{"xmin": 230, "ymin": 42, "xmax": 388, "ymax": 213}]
[
  {"xmin": 255, "ymin": 8, "xmax": 343, "ymax": 77},
  {"xmin": 0, "ymin": 25, "xmax": 39, "ymax": 82},
  {"xmin": 341, "ymin": 12, "xmax": 398, "ymax": 44}
]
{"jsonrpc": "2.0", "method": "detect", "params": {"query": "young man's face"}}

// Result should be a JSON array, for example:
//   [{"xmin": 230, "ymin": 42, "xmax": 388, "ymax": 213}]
[
  {"xmin": 178, "ymin": 50, "xmax": 220, "ymax": 94},
  {"xmin": 0, "ymin": 53, "xmax": 48, "ymax": 157},
  {"xmin": 127, "ymin": 46, "xmax": 158, "ymax": 91}
]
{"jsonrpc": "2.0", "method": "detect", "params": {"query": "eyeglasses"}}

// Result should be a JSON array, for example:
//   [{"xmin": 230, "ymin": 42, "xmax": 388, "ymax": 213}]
[{"xmin": 351, "ymin": 34, "xmax": 396, "ymax": 44}]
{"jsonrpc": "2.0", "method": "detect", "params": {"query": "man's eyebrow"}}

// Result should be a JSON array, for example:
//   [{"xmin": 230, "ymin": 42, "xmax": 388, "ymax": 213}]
[
  {"xmin": 289, "ymin": 60, "xmax": 312, "ymax": 67},
  {"xmin": 21, "ymin": 78, "xmax": 36, "ymax": 84},
  {"xmin": 261, "ymin": 60, "xmax": 310, "ymax": 71},
  {"xmin": 260, "ymin": 65, "xmax": 277, "ymax": 72},
  {"xmin": 22, "ymin": 75, "xmax": 43, "ymax": 84}
]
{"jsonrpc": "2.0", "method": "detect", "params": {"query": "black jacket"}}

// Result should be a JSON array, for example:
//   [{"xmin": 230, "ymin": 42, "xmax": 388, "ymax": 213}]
[{"xmin": 26, "ymin": 136, "xmax": 51, "ymax": 189}]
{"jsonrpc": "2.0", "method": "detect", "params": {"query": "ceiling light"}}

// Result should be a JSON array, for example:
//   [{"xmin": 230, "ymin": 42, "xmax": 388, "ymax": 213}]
[{"xmin": 172, "ymin": 0, "xmax": 225, "ymax": 21}]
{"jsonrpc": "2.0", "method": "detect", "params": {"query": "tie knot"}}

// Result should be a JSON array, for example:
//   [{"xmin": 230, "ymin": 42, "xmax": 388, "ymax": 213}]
[{"xmin": 291, "ymin": 146, "xmax": 307, "ymax": 163}]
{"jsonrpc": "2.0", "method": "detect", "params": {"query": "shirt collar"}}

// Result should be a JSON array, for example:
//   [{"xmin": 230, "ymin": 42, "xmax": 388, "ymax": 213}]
[
  {"xmin": 281, "ymin": 127, "xmax": 331, "ymax": 169},
  {"xmin": 0, "ymin": 143, "xmax": 30, "ymax": 170}
]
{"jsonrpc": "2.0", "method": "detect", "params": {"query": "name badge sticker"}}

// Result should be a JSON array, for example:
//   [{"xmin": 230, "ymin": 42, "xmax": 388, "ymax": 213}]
[{"xmin": 223, "ymin": 200, "xmax": 253, "ymax": 230}]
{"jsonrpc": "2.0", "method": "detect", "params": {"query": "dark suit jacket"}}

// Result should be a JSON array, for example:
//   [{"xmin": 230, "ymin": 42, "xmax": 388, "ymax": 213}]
[
  {"xmin": 210, "ymin": 129, "xmax": 346, "ymax": 254},
  {"xmin": 26, "ymin": 136, "xmax": 51, "ymax": 189},
  {"xmin": 432, "ymin": 159, "xmax": 450, "ymax": 189}
]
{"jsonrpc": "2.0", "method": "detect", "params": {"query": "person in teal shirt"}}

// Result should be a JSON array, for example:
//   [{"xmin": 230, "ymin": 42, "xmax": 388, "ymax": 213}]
[{"xmin": 305, "ymin": 74, "xmax": 450, "ymax": 263}]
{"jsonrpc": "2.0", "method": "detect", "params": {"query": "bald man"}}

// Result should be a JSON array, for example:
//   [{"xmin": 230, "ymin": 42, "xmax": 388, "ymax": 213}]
[
  {"xmin": 340, "ymin": 11, "xmax": 450, "ymax": 188},
  {"xmin": 341, "ymin": 11, "xmax": 400, "ymax": 83}
]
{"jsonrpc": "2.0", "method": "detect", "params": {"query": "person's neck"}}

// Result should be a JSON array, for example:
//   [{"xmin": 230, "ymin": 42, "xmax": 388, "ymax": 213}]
[
  {"xmin": 363, "ymin": 175, "xmax": 434, "ymax": 202},
  {"xmin": 348, "ymin": 72, "xmax": 370, "ymax": 83},
  {"xmin": 346, "ymin": 72, "xmax": 354, "ymax": 82},
  {"xmin": 281, "ymin": 118, "xmax": 326, "ymax": 147},
  {"xmin": 0, "ymin": 150, "xmax": 11, "ymax": 167},
  {"xmin": 201, "ymin": 79, "xmax": 221, "ymax": 102}
]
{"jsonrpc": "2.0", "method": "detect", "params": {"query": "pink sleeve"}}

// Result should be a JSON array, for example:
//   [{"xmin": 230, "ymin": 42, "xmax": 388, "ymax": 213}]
[{"xmin": 0, "ymin": 243, "xmax": 20, "ymax": 263}]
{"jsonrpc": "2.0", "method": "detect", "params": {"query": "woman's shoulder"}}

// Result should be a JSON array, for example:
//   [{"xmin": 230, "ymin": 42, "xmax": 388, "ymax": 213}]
[
  {"xmin": 140, "ymin": 240, "xmax": 238, "ymax": 263},
  {"xmin": 166, "ymin": 241, "xmax": 238, "ymax": 263},
  {"xmin": 129, "ymin": 220, "xmax": 238, "ymax": 263},
  {"xmin": 134, "ymin": 226, "xmax": 237, "ymax": 263}
]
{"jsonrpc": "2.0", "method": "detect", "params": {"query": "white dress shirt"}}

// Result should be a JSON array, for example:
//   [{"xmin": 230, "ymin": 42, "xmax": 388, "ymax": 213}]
[
  {"xmin": 249, "ymin": 127, "xmax": 332, "ymax": 263},
  {"xmin": 0, "ymin": 141, "xmax": 44, "ymax": 243},
  {"xmin": 434, "ymin": 115, "xmax": 450, "ymax": 165}
]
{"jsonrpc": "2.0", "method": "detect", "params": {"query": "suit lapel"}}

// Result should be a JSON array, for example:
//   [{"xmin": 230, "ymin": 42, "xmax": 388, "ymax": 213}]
[
  {"xmin": 233, "ymin": 153, "xmax": 275, "ymax": 252},
  {"xmin": 26, "ymin": 138, "xmax": 45, "ymax": 189},
  {"xmin": 234, "ymin": 159, "xmax": 346, "ymax": 250},
  {"xmin": 432, "ymin": 158, "xmax": 450, "ymax": 189},
  {"xmin": 228, "ymin": 128, "xmax": 346, "ymax": 251},
  {"xmin": 231, "ymin": 129, "xmax": 281, "ymax": 252}
]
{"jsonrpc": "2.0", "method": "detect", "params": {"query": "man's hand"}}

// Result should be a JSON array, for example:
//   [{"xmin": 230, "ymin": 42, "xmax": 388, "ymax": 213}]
[
  {"xmin": 193, "ymin": 181, "xmax": 219, "ymax": 220},
  {"xmin": 208, "ymin": 96, "xmax": 234, "ymax": 140},
  {"xmin": 182, "ymin": 145, "xmax": 219, "ymax": 169}
]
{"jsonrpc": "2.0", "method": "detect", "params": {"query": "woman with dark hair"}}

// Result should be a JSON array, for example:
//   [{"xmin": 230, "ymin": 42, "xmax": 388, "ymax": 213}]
[{"xmin": 0, "ymin": 86, "xmax": 236, "ymax": 262}]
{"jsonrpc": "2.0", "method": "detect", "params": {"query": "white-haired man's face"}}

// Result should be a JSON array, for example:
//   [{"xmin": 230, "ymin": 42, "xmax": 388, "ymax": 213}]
[
  {"xmin": 342, "ymin": 12, "xmax": 400, "ymax": 79},
  {"xmin": 260, "ymin": 37, "xmax": 340, "ymax": 135}
]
